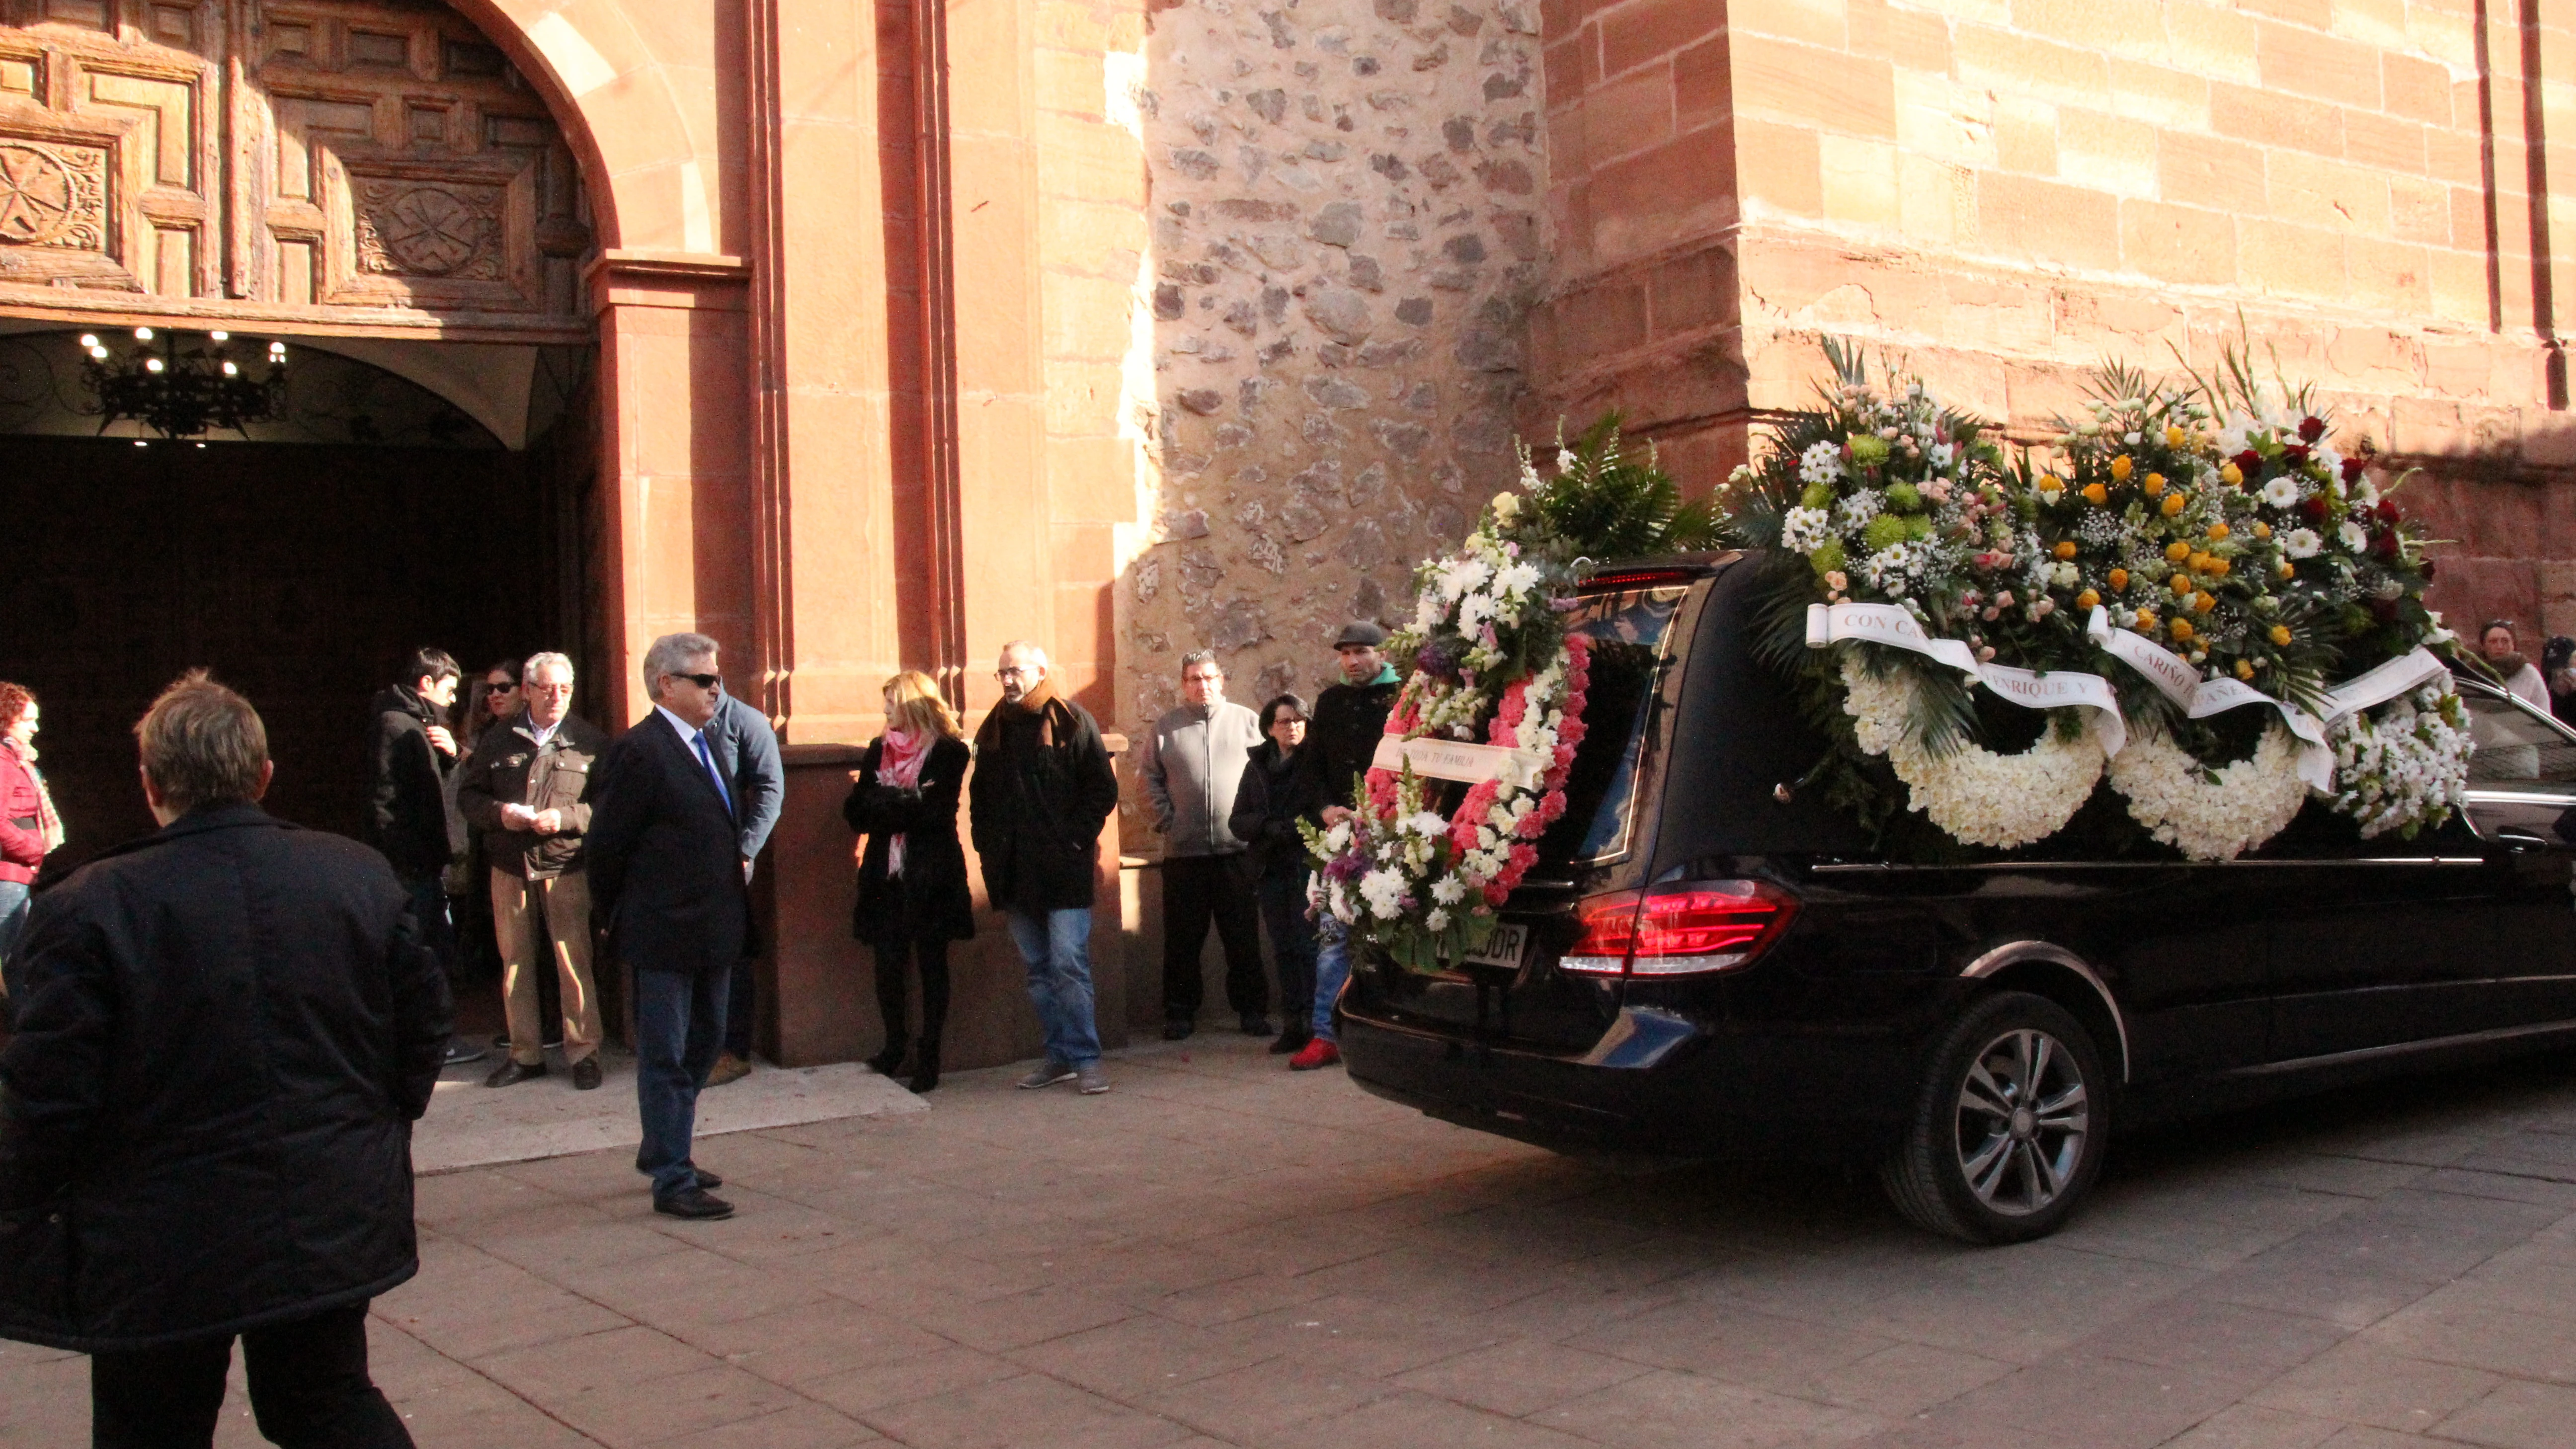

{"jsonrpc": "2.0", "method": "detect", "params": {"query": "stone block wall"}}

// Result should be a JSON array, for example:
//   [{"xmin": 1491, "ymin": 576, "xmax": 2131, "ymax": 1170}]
[
  {"xmin": 1120, "ymin": 0, "xmax": 1551, "ymax": 764},
  {"xmin": 1530, "ymin": 0, "xmax": 2576, "ymax": 637}
]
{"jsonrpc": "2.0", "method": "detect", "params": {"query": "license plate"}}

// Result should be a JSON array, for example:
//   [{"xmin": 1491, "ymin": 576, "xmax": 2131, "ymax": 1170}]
[{"xmin": 1458, "ymin": 921, "xmax": 1529, "ymax": 971}]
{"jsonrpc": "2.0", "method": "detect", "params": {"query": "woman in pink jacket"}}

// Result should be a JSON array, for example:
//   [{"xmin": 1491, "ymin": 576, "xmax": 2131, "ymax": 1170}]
[{"xmin": 1, "ymin": 680, "xmax": 66, "ymax": 1024}]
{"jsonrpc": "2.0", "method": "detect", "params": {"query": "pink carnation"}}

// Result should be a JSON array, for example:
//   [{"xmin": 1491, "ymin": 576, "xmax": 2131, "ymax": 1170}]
[
  {"xmin": 1539, "ymin": 790, "xmax": 1567, "ymax": 823},
  {"xmin": 1515, "ymin": 811, "xmax": 1546, "ymax": 839},
  {"xmin": 1482, "ymin": 883, "xmax": 1510, "ymax": 906}
]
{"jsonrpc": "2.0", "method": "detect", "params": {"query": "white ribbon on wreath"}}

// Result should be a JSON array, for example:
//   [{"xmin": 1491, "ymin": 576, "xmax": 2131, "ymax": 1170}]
[{"xmin": 1807, "ymin": 602, "xmax": 2127, "ymax": 754}]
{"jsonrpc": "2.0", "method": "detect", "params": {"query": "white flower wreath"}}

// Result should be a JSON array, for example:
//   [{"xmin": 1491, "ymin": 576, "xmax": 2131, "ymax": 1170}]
[
  {"xmin": 1841, "ymin": 657, "xmax": 2105, "ymax": 849},
  {"xmin": 2105, "ymin": 721, "xmax": 2309, "ymax": 861}
]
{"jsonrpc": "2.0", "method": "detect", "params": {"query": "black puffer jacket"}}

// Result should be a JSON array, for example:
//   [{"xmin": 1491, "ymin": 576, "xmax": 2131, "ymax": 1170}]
[
  {"xmin": 0, "ymin": 805, "xmax": 452, "ymax": 1352},
  {"xmin": 845, "ymin": 734, "xmax": 976, "ymax": 944},
  {"xmin": 1292, "ymin": 673, "xmax": 1400, "ymax": 824}
]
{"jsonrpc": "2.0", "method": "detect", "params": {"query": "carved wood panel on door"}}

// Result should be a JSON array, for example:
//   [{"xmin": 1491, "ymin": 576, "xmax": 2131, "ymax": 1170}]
[{"xmin": 0, "ymin": 0, "xmax": 590, "ymax": 334}]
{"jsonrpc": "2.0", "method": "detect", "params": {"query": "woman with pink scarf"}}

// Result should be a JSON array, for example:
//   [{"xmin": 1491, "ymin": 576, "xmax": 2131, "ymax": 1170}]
[
  {"xmin": 843, "ymin": 671, "xmax": 974, "ymax": 1091},
  {"xmin": 1, "ymin": 681, "xmax": 66, "ymax": 1026}
]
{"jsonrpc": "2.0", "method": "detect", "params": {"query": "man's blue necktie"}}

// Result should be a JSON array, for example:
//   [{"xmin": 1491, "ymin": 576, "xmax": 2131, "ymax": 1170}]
[{"xmin": 692, "ymin": 730, "xmax": 733, "ymax": 816}]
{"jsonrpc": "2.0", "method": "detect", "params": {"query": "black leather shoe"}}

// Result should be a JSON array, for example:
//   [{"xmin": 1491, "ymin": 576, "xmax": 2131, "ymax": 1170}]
[
  {"xmin": 483, "ymin": 1059, "xmax": 547, "ymax": 1088},
  {"xmin": 693, "ymin": 1169, "xmax": 723, "ymax": 1190},
  {"xmin": 1269, "ymin": 1032, "xmax": 1310, "ymax": 1055},
  {"xmin": 1240, "ymin": 1014, "xmax": 1273, "ymax": 1037},
  {"xmin": 654, "ymin": 1187, "xmax": 734, "ymax": 1220},
  {"xmin": 570, "ymin": 1056, "xmax": 603, "ymax": 1091},
  {"xmin": 1161, "ymin": 1018, "xmax": 1195, "ymax": 1041}
]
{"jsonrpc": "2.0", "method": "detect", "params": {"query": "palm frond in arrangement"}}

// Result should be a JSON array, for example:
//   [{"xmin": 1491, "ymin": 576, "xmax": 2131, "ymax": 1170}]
[{"xmin": 1531, "ymin": 412, "xmax": 1725, "ymax": 560}]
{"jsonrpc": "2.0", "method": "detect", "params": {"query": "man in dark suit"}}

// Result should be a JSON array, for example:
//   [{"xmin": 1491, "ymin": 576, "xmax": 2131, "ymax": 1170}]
[
  {"xmin": 0, "ymin": 672, "xmax": 450, "ymax": 1447},
  {"xmin": 587, "ymin": 633, "xmax": 749, "ymax": 1221},
  {"xmin": 701, "ymin": 691, "xmax": 782, "ymax": 1086}
]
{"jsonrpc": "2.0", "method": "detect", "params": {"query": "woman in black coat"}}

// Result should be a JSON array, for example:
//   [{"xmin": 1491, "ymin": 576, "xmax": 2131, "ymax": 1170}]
[
  {"xmin": 1227, "ymin": 693, "xmax": 1318, "ymax": 1054},
  {"xmin": 843, "ymin": 671, "xmax": 974, "ymax": 1092}
]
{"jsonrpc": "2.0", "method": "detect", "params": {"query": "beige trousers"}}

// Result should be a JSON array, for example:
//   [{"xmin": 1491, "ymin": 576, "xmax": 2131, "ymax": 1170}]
[{"xmin": 492, "ymin": 866, "xmax": 602, "ymax": 1066}]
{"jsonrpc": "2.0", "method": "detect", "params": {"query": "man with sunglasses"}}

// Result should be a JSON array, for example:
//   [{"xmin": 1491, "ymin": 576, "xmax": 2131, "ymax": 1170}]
[{"xmin": 587, "ymin": 634, "xmax": 751, "ymax": 1219}]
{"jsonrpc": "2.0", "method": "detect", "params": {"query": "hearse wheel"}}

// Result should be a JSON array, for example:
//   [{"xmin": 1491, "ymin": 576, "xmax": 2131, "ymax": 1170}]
[{"xmin": 1882, "ymin": 991, "xmax": 2106, "ymax": 1244}]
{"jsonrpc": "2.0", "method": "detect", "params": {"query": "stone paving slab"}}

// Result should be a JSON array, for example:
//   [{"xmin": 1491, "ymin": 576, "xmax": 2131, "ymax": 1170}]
[
  {"xmin": 414, "ymin": 1054, "xmax": 927, "ymax": 1174},
  {"xmin": 11, "ymin": 1037, "xmax": 2576, "ymax": 1447}
]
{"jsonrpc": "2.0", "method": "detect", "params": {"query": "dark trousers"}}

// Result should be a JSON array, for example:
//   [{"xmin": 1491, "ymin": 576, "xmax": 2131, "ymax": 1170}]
[
  {"xmin": 724, "ymin": 954, "xmax": 755, "ymax": 1057},
  {"xmin": 1256, "ymin": 863, "xmax": 1318, "ymax": 1041},
  {"xmin": 1161, "ymin": 853, "xmax": 1267, "ymax": 1021},
  {"xmin": 872, "ymin": 936, "xmax": 952, "ymax": 1054},
  {"xmin": 400, "ymin": 876, "xmax": 459, "ymax": 989},
  {"xmin": 89, "ymin": 1301, "xmax": 412, "ymax": 1449},
  {"xmin": 635, "ymin": 966, "xmax": 729, "ymax": 1200}
]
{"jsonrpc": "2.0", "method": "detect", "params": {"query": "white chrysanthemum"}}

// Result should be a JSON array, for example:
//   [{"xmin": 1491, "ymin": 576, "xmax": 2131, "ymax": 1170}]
[
  {"xmin": 1403, "ymin": 811, "xmax": 1449, "ymax": 838},
  {"xmin": 1834, "ymin": 488, "xmax": 1883, "ymax": 532},
  {"xmin": 1430, "ymin": 877, "xmax": 1465, "ymax": 904},
  {"xmin": 1840, "ymin": 658, "xmax": 2103, "ymax": 848},
  {"xmin": 1435, "ymin": 556, "xmax": 1492, "ymax": 602},
  {"xmin": 1929, "ymin": 440, "xmax": 1956, "ymax": 470},
  {"xmin": 1493, "ymin": 561, "xmax": 1542, "ymax": 599},
  {"xmin": 1800, "ymin": 440, "xmax": 1844, "ymax": 485},
  {"xmin": 2352, "ymin": 475, "xmax": 2380, "ymax": 507},
  {"xmin": 1358, "ymin": 869, "xmax": 1406, "ymax": 916},
  {"xmin": 1780, "ymin": 505, "xmax": 1833, "ymax": 553},
  {"xmin": 2283, "ymin": 527, "xmax": 2323, "ymax": 559},
  {"xmin": 2329, "ymin": 686, "xmax": 2472, "ymax": 839},
  {"xmin": 1425, "ymin": 907, "xmax": 1451, "ymax": 932},
  {"xmin": 2337, "ymin": 520, "xmax": 2370, "ymax": 552},
  {"xmin": 2260, "ymin": 476, "xmax": 2300, "ymax": 509}
]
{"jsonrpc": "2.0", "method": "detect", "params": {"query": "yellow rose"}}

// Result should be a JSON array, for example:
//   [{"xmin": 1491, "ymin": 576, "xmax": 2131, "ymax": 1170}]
[
  {"xmin": 2082, "ymin": 483, "xmax": 2108, "ymax": 505},
  {"xmin": 2254, "ymin": 521, "xmax": 2272, "ymax": 539},
  {"xmin": 2170, "ymin": 618, "xmax": 2195, "ymax": 643},
  {"xmin": 2161, "ymin": 493, "xmax": 2187, "ymax": 517},
  {"xmin": 2144, "ymin": 472, "xmax": 2167, "ymax": 497},
  {"xmin": 1491, "ymin": 491, "xmax": 1521, "ymax": 521},
  {"xmin": 2077, "ymin": 588, "xmax": 2101, "ymax": 609},
  {"xmin": 2166, "ymin": 540, "xmax": 2192, "ymax": 562},
  {"xmin": 2269, "ymin": 624, "xmax": 2293, "ymax": 646},
  {"xmin": 2209, "ymin": 557, "xmax": 2232, "ymax": 576},
  {"xmin": 2193, "ymin": 590, "xmax": 2216, "ymax": 613},
  {"xmin": 2108, "ymin": 567, "xmax": 2129, "ymax": 590},
  {"xmin": 2135, "ymin": 609, "xmax": 2159, "ymax": 631},
  {"xmin": 2165, "ymin": 425, "xmax": 2187, "ymax": 448},
  {"xmin": 2221, "ymin": 463, "xmax": 2244, "ymax": 486},
  {"xmin": 2171, "ymin": 572, "xmax": 2193, "ymax": 595},
  {"xmin": 2188, "ymin": 551, "xmax": 2212, "ymax": 572},
  {"xmin": 2206, "ymin": 521, "xmax": 2230, "ymax": 540},
  {"xmin": 2054, "ymin": 540, "xmax": 2078, "ymax": 560},
  {"xmin": 2276, "ymin": 561, "xmax": 2295, "ymax": 579},
  {"xmin": 2235, "ymin": 659, "xmax": 2256, "ymax": 680},
  {"xmin": 2110, "ymin": 455, "xmax": 2135, "ymax": 482}
]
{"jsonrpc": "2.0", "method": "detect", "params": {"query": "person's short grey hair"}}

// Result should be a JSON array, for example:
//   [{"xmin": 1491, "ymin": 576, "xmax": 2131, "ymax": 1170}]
[
  {"xmin": 998, "ymin": 640, "xmax": 1049, "ymax": 669},
  {"xmin": 642, "ymin": 633, "xmax": 719, "ymax": 702},
  {"xmin": 1179, "ymin": 648, "xmax": 1221, "ymax": 678},
  {"xmin": 524, "ymin": 651, "xmax": 575, "ymax": 684}
]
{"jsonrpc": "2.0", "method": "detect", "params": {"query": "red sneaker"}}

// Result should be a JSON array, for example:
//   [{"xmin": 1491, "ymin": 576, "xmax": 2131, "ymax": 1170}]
[{"xmin": 1288, "ymin": 1039, "xmax": 1341, "ymax": 1071}]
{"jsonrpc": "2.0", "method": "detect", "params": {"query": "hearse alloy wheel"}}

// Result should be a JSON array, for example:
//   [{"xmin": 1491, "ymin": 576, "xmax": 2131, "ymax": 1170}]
[{"xmin": 1883, "ymin": 991, "xmax": 2107, "ymax": 1244}]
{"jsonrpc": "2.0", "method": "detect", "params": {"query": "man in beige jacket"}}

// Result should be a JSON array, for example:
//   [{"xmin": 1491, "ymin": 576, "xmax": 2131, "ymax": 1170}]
[{"xmin": 456, "ymin": 652, "xmax": 611, "ymax": 1090}]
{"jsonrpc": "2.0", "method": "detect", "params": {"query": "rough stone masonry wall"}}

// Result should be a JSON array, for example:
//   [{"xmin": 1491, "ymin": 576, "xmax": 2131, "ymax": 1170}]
[{"xmin": 1120, "ymin": 0, "xmax": 1549, "ymax": 744}]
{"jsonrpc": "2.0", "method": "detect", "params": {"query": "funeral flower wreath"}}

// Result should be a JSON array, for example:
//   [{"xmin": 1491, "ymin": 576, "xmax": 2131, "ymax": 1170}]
[{"xmin": 1725, "ymin": 342, "xmax": 2474, "ymax": 860}]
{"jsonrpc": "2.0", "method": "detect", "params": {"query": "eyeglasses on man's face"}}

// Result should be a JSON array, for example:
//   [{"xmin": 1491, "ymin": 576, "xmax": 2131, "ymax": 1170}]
[{"xmin": 667, "ymin": 672, "xmax": 723, "ymax": 691}]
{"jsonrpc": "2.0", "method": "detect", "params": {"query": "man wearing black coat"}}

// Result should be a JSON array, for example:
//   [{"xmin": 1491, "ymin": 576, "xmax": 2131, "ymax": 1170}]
[
  {"xmin": 0, "ymin": 673, "xmax": 450, "ymax": 1448},
  {"xmin": 586, "ymin": 633, "xmax": 751, "ymax": 1220},
  {"xmin": 1286, "ymin": 622, "xmax": 1402, "ymax": 1070},
  {"xmin": 967, "ymin": 641, "xmax": 1121, "ymax": 1095},
  {"xmin": 368, "ymin": 646, "xmax": 478, "ymax": 1067}
]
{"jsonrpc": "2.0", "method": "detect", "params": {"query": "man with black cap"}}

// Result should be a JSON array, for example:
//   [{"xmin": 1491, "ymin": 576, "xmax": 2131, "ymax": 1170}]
[{"xmin": 1287, "ymin": 621, "xmax": 1401, "ymax": 1070}]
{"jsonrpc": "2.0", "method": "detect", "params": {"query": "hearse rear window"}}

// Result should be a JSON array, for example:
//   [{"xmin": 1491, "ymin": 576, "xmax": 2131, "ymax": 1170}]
[
  {"xmin": 2464, "ymin": 692, "xmax": 2576, "ymax": 785},
  {"xmin": 1539, "ymin": 585, "xmax": 1687, "ymax": 864}
]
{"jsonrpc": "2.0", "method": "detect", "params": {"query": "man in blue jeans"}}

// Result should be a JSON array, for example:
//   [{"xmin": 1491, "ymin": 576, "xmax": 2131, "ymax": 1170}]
[
  {"xmin": 968, "ymin": 641, "xmax": 1122, "ymax": 1095},
  {"xmin": 1289, "ymin": 623, "xmax": 1402, "ymax": 1070}
]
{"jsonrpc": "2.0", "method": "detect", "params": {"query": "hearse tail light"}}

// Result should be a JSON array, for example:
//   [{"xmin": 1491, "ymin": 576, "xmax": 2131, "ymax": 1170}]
[{"xmin": 1559, "ymin": 881, "xmax": 1800, "ymax": 978}]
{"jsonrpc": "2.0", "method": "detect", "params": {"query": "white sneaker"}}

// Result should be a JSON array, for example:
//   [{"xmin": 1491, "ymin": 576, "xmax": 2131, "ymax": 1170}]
[
  {"xmin": 1017, "ymin": 1060, "xmax": 1077, "ymax": 1090},
  {"xmin": 1076, "ymin": 1062, "xmax": 1111, "ymax": 1095}
]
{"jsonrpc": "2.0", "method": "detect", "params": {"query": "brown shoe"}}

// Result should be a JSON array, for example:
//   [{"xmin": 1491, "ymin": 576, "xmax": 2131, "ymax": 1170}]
[
  {"xmin": 483, "ymin": 1059, "xmax": 547, "ymax": 1088},
  {"xmin": 570, "ymin": 1056, "xmax": 603, "ymax": 1091},
  {"xmin": 705, "ymin": 1051, "xmax": 751, "ymax": 1088}
]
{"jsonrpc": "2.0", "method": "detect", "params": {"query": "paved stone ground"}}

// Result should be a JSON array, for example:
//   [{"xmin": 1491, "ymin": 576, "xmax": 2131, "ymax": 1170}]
[{"xmin": 7, "ymin": 1037, "xmax": 2576, "ymax": 1449}]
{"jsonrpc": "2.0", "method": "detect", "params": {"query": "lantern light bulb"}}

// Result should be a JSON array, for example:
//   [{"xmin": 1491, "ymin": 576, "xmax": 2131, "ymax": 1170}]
[
  {"xmin": 78, "ymin": 334, "xmax": 97, "ymax": 348},
  {"xmin": 134, "ymin": 327, "xmax": 152, "ymax": 340},
  {"xmin": 145, "ymin": 358, "xmax": 163, "ymax": 373},
  {"xmin": 222, "ymin": 361, "xmax": 238, "ymax": 376},
  {"xmin": 209, "ymin": 330, "xmax": 228, "ymax": 342}
]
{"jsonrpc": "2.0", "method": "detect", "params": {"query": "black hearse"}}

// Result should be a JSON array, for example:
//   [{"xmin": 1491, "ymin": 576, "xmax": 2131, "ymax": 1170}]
[{"xmin": 1337, "ymin": 552, "xmax": 2576, "ymax": 1242}]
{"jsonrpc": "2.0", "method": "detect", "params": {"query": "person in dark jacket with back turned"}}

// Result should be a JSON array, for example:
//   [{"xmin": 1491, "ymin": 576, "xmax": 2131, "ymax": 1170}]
[
  {"xmin": 968, "ymin": 640, "xmax": 1121, "ymax": 1095},
  {"xmin": 1229, "ymin": 692, "xmax": 1316, "ymax": 1055},
  {"xmin": 844, "ymin": 671, "xmax": 974, "ymax": 1093},
  {"xmin": 369, "ymin": 646, "xmax": 479, "ymax": 1067},
  {"xmin": 702, "ymin": 690, "xmax": 784, "ymax": 1088},
  {"xmin": 587, "ymin": 633, "xmax": 752, "ymax": 1221},
  {"xmin": 1287, "ymin": 622, "xmax": 1401, "ymax": 1071},
  {"xmin": 0, "ymin": 672, "xmax": 451, "ymax": 1449}
]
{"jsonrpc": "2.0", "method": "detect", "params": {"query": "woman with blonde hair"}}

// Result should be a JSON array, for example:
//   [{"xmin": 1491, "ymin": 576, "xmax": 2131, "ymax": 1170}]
[{"xmin": 843, "ymin": 670, "xmax": 974, "ymax": 1091}]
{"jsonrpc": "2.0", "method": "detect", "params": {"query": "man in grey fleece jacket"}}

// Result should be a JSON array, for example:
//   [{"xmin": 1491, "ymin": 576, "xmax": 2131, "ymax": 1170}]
[{"xmin": 1139, "ymin": 649, "xmax": 1270, "ymax": 1040}]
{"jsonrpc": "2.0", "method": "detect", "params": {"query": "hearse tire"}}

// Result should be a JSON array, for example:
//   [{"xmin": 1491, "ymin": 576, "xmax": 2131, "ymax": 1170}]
[{"xmin": 1881, "ymin": 990, "xmax": 2107, "ymax": 1245}]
